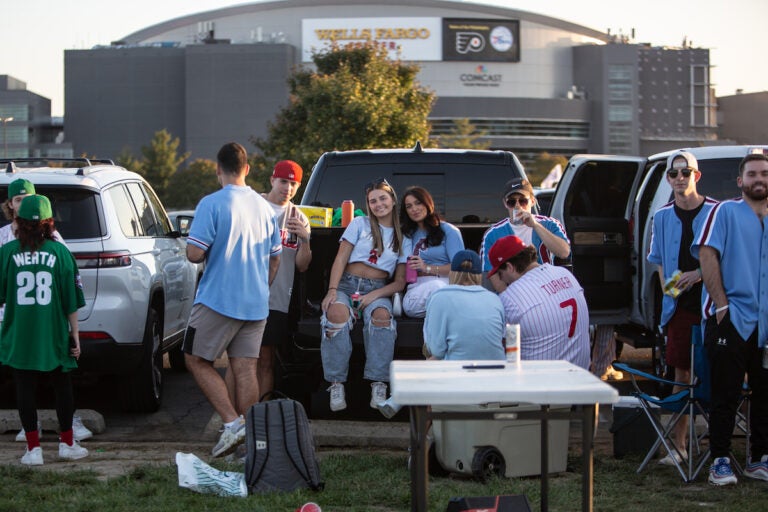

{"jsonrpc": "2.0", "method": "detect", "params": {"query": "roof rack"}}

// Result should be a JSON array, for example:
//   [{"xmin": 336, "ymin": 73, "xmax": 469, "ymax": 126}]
[{"xmin": 0, "ymin": 157, "xmax": 116, "ymax": 176}]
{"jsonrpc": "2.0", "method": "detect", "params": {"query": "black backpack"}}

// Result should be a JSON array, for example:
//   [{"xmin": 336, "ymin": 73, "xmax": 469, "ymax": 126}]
[{"xmin": 244, "ymin": 396, "xmax": 324, "ymax": 493}]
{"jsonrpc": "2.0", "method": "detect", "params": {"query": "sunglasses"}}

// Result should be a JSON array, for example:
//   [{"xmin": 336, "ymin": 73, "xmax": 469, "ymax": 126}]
[
  {"xmin": 365, "ymin": 177, "xmax": 392, "ymax": 192},
  {"xmin": 505, "ymin": 196, "xmax": 529, "ymax": 208},
  {"xmin": 667, "ymin": 168, "xmax": 694, "ymax": 179}
]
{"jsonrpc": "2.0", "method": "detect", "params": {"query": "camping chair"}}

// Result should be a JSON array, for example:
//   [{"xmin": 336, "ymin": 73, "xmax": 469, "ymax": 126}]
[{"xmin": 614, "ymin": 325, "xmax": 749, "ymax": 482}]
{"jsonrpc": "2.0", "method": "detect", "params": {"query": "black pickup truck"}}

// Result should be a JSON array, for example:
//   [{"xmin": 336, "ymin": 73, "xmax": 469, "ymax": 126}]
[{"xmin": 275, "ymin": 143, "xmax": 527, "ymax": 418}]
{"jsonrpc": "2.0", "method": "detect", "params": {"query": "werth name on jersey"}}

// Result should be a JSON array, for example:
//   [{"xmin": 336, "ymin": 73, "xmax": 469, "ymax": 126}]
[
  {"xmin": 12, "ymin": 251, "xmax": 57, "ymax": 268},
  {"xmin": 539, "ymin": 275, "xmax": 574, "ymax": 296}
]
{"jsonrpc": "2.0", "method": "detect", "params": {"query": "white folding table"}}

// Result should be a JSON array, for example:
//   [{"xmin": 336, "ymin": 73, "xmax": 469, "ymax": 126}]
[{"xmin": 390, "ymin": 360, "xmax": 619, "ymax": 512}]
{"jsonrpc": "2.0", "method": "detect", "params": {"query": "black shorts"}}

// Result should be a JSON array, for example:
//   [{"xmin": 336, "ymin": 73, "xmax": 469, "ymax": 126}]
[{"xmin": 260, "ymin": 310, "xmax": 290, "ymax": 347}]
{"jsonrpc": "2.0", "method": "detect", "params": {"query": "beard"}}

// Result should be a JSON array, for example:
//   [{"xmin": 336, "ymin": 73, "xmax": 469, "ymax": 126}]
[{"xmin": 741, "ymin": 181, "xmax": 768, "ymax": 201}]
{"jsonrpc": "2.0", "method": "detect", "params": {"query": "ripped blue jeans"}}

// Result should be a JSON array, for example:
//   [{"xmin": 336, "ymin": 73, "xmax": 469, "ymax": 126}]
[{"xmin": 321, "ymin": 272, "xmax": 397, "ymax": 383}]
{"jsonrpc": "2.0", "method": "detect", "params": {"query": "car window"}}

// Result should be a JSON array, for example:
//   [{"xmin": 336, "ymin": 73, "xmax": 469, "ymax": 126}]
[
  {"xmin": 106, "ymin": 184, "xmax": 144, "ymax": 237},
  {"xmin": 12, "ymin": 185, "xmax": 105, "ymax": 240},
  {"xmin": 141, "ymin": 183, "xmax": 174, "ymax": 235},
  {"xmin": 309, "ymin": 161, "xmax": 523, "ymax": 224},
  {"xmin": 565, "ymin": 161, "xmax": 637, "ymax": 217},
  {"xmin": 126, "ymin": 182, "xmax": 161, "ymax": 236},
  {"xmin": 695, "ymin": 158, "xmax": 744, "ymax": 201}
]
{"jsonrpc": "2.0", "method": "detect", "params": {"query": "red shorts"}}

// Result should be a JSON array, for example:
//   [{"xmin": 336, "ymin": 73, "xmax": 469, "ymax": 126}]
[{"xmin": 665, "ymin": 308, "xmax": 700, "ymax": 370}]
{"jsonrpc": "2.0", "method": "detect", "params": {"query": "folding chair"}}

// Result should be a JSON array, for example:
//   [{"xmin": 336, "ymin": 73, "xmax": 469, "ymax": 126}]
[{"xmin": 614, "ymin": 325, "xmax": 748, "ymax": 482}]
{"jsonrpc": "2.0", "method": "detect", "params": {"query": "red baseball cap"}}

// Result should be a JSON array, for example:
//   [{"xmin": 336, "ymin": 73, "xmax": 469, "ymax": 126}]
[
  {"xmin": 272, "ymin": 160, "xmax": 303, "ymax": 183},
  {"xmin": 487, "ymin": 235, "xmax": 527, "ymax": 277}
]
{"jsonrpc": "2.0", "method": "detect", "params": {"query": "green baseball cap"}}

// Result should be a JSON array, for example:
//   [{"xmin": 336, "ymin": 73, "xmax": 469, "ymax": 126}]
[
  {"xmin": 17, "ymin": 194, "xmax": 53, "ymax": 221},
  {"xmin": 8, "ymin": 179, "xmax": 35, "ymax": 199}
]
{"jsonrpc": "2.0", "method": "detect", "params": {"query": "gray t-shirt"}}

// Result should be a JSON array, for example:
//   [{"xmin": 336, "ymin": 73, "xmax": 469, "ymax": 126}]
[{"xmin": 266, "ymin": 200, "xmax": 310, "ymax": 313}]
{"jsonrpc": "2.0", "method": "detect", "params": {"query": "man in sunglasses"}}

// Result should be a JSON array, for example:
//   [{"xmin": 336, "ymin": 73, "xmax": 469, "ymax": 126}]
[
  {"xmin": 647, "ymin": 150, "xmax": 718, "ymax": 466},
  {"xmin": 480, "ymin": 177, "xmax": 570, "ymax": 293}
]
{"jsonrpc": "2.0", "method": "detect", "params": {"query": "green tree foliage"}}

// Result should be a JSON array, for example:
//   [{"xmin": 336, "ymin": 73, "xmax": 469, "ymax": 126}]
[
  {"xmin": 432, "ymin": 118, "xmax": 490, "ymax": 149},
  {"xmin": 139, "ymin": 130, "xmax": 189, "ymax": 203},
  {"xmin": 115, "ymin": 147, "xmax": 143, "ymax": 174},
  {"xmin": 253, "ymin": 44, "xmax": 435, "ymax": 186},
  {"xmin": 164, "ymin": 158, "xmax": 219, "ymax": 209},
  {"xmin": 528, "ymin": 152, "xmax": 568, "ymax": 187}
]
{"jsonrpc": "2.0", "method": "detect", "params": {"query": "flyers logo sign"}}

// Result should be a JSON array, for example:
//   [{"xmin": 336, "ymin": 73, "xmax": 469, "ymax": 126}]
[{"xmin": 455, "ymin": 32, "xmax": 485, "ymax": 54}]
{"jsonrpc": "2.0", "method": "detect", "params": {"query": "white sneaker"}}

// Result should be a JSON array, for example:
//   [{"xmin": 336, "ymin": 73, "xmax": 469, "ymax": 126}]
[
  {"xmin": 328, "ymin": 382, "xmax": 347, "ymax": 412},
  {"xmin": 73, "ymin": 415, "xmax": 93, "ymax": 441},
  {"xmin": 211, "ymin": 416, "xmax": 246, "ymax": 458},
  {"xmin": 370, "ymin": 381, "xmax": 387, "ymax": 409},
  {"xmin": 377, "ymin": 397, "xmax": 402, "ymax": 419},
  {"xmin": 658, "ymin": 450, "xmax": 687, "ymax": 466},
  {"xmin": 15, "ymin": 420, "xmax": 42, "ymax": 442},
  {"xmin": 59, "ymin": 441, "xmax": 89, "ymax": 461},
  {"xmin": 21, "ymin": 446, "xmax": 44, "ymax": 466}
]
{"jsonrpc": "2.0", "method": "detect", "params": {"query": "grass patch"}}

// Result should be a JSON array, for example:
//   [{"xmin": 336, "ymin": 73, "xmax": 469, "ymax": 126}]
[{"xmin": 0, "ymin": 449, "xmax": 764, "ymax": 512}]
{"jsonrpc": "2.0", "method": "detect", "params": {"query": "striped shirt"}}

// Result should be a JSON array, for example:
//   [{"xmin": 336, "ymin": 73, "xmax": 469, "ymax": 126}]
[{"xmin": 499, "ymin": 264, "xmax": 590, "ymax": 369}]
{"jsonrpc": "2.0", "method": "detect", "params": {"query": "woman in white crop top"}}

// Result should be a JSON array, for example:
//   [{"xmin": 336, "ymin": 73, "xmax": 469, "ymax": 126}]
[{"xmin": 320, "ymin": 178, "xmax": 406, "ymax": 413}]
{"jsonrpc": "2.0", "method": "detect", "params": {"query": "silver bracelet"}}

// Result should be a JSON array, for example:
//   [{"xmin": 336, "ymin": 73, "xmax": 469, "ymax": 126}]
[{"xmin": 715, "ymin": 304, "xmax": 729, "ymax": 313}]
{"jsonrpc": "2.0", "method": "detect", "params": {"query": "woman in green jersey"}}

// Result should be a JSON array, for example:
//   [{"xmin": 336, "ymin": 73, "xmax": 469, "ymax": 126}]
[{"xmin": 0, "ymin": 194, "xmax": 87, "ymax": 465}]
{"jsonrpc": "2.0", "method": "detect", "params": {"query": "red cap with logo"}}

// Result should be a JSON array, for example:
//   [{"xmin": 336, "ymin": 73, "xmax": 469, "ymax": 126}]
[
  {"xmin": 272, "ymin": 160, "xmax": 303, "ymax": 183},
  {"xmin": 487, "ymin": 235, "xmax": 527, "ymax": 277}
]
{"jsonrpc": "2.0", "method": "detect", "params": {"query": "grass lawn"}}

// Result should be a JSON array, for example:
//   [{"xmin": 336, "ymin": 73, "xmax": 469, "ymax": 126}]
[{"xmin": 0, "ymin": 446, "xmax": 763, "ymax": 512}]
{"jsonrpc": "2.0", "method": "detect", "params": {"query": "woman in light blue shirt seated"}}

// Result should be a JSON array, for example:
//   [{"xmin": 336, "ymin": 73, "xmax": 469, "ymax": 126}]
[
  {"xmin": 377, "ymin": 250, "xmax": 505, "ymax": 418},
  {"xmin": 400, "ymin": 186, "xmax": 464, "ymax": 318}
]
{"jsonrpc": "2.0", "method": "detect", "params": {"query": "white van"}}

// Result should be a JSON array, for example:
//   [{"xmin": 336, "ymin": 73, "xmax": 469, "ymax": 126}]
[{"xmin": 549, "ymin": 146, "xmax": 768, "ymax": 373}]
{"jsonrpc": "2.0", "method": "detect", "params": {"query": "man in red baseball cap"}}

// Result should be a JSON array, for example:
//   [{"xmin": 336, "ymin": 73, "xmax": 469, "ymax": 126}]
[{"xmin": 489, "ymin": 235, "xmax": 590, "ymax": 369}]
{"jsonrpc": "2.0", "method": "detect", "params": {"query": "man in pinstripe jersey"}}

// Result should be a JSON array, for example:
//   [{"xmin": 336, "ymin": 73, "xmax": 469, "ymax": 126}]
[{"xmin": 488, "ymin": 235, "xmax": 590, "ymax": 369}]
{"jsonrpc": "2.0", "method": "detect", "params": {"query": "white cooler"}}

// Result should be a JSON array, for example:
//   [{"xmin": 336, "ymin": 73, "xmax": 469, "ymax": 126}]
[{"xmin": 431, "ymin": 402, "xmax": 570, "ymax": 479}]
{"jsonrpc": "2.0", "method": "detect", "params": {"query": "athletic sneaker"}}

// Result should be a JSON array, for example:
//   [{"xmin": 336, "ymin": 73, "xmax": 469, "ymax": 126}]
[
  {"xmin": 59, "ymin": 441, "xmax": 89, "ymax": 461},
  {"xmin": 370, "ymin": 381, "xmax": 387, "ymax": 409},
  {"xmin": 744, "ymin": 454, "xmax": 768, "ymax": 481},
  {"xmin": 15, "ymin": 420, "xmax": 42, "ymax": 442},
  {"xmin": 20, "ymin": 447, "xmax": 44, "ymax": 466},
  {"xmin": 709, "ymin": 456, "xmax": 738, "ymax": 486},
  {"xmin": 73, "ymin": 415, "xmax": 93, "ymax": 441},
  {"xmin": 377, "ymin": 397, "xmax": 402, "ymax": 419},
  {"xmin": 328, "ymin": 382, "xmax": 347, "ymax": 412},
  {"xmin": 211, "ymin": 416, "xmax": 246, "ymax": 458},
  {"xmin": 658, "ymin": 449, "xmax": 687, "ymax": 466}
]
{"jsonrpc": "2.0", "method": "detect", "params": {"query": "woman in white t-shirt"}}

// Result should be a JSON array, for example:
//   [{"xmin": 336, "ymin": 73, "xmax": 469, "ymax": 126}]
[{"xmin": 320, "ymin": 178, "xmax": 406, "ymax": 413}]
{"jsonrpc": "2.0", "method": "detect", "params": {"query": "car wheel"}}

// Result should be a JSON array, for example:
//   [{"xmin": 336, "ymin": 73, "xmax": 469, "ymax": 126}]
[
  {"xmin": 119, "ymin": 308, "xmax": 163, "ymax": 412},
  {"xmin": 471, "ymin": 446, "xmax": 506, "ymax": 481}
]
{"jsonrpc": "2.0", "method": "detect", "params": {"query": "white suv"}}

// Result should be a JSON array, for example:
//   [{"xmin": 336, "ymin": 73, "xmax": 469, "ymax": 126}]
[{"xmin": 1, "ymin": 158, "xmax": 197, "ymax": 412}]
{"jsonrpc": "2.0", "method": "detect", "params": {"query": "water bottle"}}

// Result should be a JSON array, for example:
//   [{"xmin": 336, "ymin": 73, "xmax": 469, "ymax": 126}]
[
  {"xmin": 505, "ymin": 323, "xmax": 520, "ymax": 364},
  {"xmin": 405, "ymin": 256, "xmax": 418, "ymax": 284}
]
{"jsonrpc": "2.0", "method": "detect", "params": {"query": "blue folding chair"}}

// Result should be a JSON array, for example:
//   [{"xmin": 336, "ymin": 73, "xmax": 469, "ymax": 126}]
[{"xmin": 614, "ymin": 325, "xmax": 746, "ymax": 482}]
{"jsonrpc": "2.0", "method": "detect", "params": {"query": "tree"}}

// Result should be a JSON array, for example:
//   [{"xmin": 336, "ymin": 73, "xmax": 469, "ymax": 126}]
[
  {"xmin": 528, "ymin": 152, "xmax": 568, "ymax": 187},
  {"xmin": 252, "ymin": 44, "xmax": 435, "ymax": 186},
  {"xmin": 164, "ymin": 158, "xmax": 220, "ymax": 209},
  {"xmin": 432, "ymin": 118, "xmax": 490, "ymax": 149},
  {"xmin": 115, "ymin": 147, "xmax": 143, "ymax": 174},
  {"xmin": 139, "ymin": 130, "xmax": 189, "ymax": 203}
]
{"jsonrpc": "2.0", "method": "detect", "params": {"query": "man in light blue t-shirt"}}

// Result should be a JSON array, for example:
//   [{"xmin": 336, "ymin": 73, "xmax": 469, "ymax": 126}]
[{"xmin": 184, "ymin": 142, "xmax": 282, "ymax": 458}]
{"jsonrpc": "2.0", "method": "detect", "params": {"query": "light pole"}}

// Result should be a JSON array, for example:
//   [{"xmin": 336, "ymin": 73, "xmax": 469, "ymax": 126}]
[{"xmin": 1, "ymin": 116, "xmax": 13, "ymax": 157}]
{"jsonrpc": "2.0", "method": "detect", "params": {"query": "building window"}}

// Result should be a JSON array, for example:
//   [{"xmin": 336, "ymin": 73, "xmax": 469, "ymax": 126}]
[
  {"xmin": 429, "ymin": 118, "xmax": 589, "ymax": 139},
  {"xmin": 607, "ymin": 64, "xmax": 635, "ymax": 154},
  {"xmin": 690, "ymin": 64, "xmax": 716, "ymax": 127}
]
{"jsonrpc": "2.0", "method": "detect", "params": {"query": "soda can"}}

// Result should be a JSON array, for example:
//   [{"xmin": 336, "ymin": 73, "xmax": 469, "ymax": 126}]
[
  {"xmin": 350, "ymin": 292, "xmax": 361, "ymax": 319},
  {"xmin": 505, "ymin": 323, "xmax": 520, "ymax": 364}
]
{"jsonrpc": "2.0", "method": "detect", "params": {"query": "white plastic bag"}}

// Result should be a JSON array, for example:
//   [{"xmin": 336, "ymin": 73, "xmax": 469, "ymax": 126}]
[{"xmin": 175, "ymin": 452, "xmax": 247, "ymax": 498}]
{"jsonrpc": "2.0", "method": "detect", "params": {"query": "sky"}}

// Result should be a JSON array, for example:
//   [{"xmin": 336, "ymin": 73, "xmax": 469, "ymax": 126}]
[{"xmin": 2, "ymin": 0, "xmax": 766, "ymax": 117}]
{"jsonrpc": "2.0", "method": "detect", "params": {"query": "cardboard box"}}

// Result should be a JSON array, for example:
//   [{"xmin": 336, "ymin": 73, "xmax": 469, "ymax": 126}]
[
  {"xmin": 296, "ymin": 205, "xmax": 333, "ymax": 227},
  {"xmin": 610, "ymin": 396, "xmax": 660, "ymax": 459}
]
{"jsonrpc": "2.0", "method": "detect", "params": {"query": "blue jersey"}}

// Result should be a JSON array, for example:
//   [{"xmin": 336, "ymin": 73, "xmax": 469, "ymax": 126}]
[
  {"xmin": 188, "ymin": 185, "xmax": 282, "ymax": 321},
  {"xmin": 480, "ymin": 216, "xmax": 570, "ymax": 271},
  {"xmin": 401, "ymin": 221, "xmax": 464, "ymax": 265},
  {"xmin": 647, "ymin": 197, "xmax": 717, "ymax": 327},
  {"xmin": 692, "ymin": 198, "xmax": 768, "ymax": 347}
]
